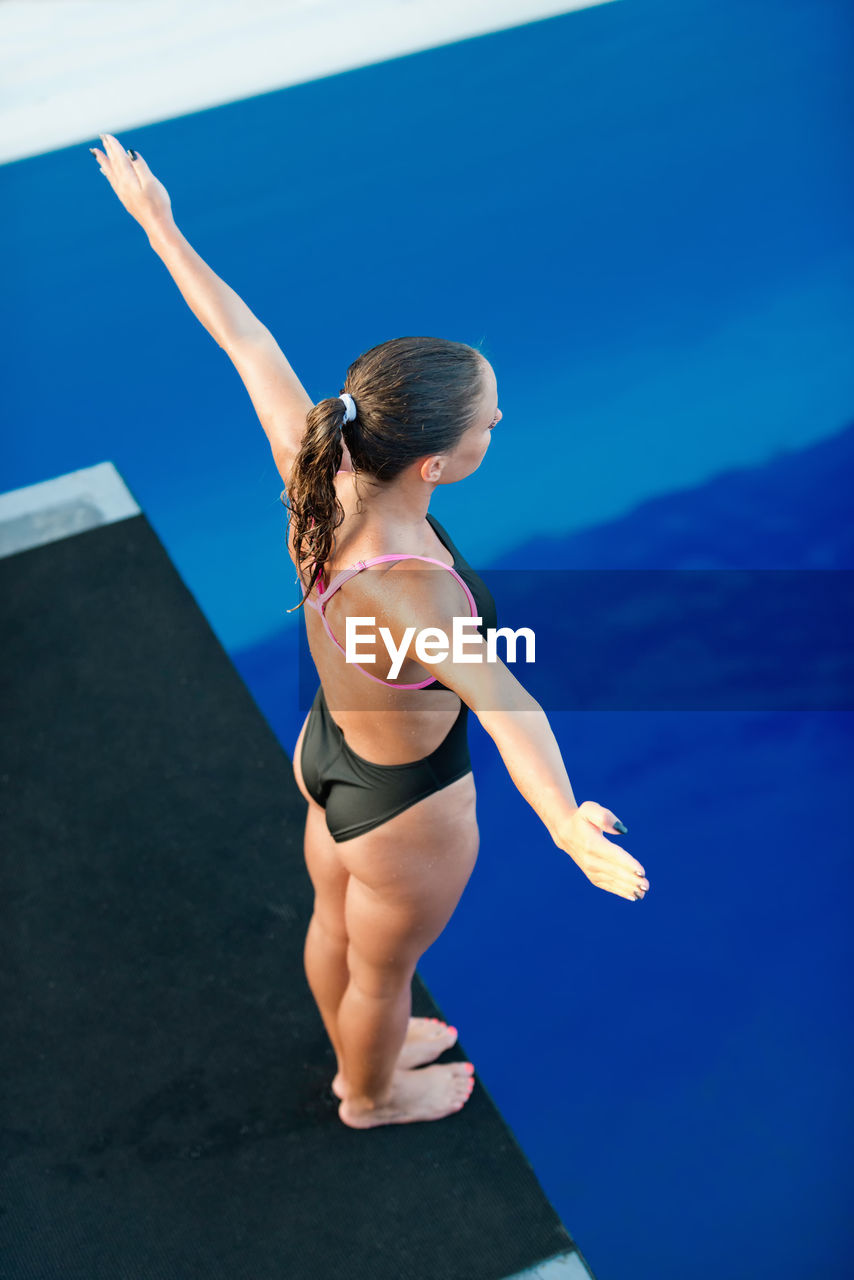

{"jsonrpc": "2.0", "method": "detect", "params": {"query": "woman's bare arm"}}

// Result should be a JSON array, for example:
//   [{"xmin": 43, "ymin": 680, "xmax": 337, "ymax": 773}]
[
  {"xmin": 89, "ymin": 134, "xmax": 312, "ymax": 479},
  {"xmin": 364, "ymin": 568, "xmax": 649, "ymax": 902},
  {"xmin": 452, "ymin": 660, "xmax": 646, "ymax": 901}
]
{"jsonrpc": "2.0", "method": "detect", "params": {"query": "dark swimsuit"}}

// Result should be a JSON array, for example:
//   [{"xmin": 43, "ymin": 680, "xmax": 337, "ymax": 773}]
[{"xmin": 299, "ymin": 512, "xmax": 497, "ymax": 842}]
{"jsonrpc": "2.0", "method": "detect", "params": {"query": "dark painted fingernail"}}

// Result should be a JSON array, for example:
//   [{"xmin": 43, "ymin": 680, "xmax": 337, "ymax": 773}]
[
  {"xmin": 614, "ymin": 819, "xmax": 628, "ymax": 834},
  {"xmin": 128, "ymin": 149, "xmax": 138, "ymax": 160}
]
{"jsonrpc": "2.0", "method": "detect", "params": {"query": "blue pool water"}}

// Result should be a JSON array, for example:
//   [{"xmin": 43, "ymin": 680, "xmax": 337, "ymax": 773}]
[{"xmin": 3, "ymin": 0, "xmax": 852, "ymax": 1275}]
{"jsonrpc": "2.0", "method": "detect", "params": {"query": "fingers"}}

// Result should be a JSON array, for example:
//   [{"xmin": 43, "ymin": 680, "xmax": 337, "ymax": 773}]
[
  {"xmin": 580, "ymin": 842, "xmax": 649, "ymax": 900},
  {"xmin": 602, "ymin": 882, "xmax": 642, "ymax": 902},
  {"xmin": 100, "ymin": 132, "xmax": 122, "ymax": 161},
  {"xmin": 95, "ymin": 132, "xmax": 142, "ymax": 186},
  {"xmin": 578, "ymin": 800, "xmax": 645, "ymax": 878},
  {"xmin": 128, "ymin": 148, "xmax": 152, "ymax": 178},
  {"xmin": 588, "ymin": 831, "xmax": 649, "ymax": 895},
  {"xmin": 579, "ymin": 798, "xmax": 628, "ymax": 837},
  {"xmin": 606, "ymin": 864, "xmax": 649, "ymax": 899},
  {"xmin": 596, "ymin": 865, "xmax": 649, "ymax": 901},
  {"xmin": 88, "ymin": 134, "xmax": 169, "ymax": 230},
  {"xmin": 601, "ymin": 834, "xmax": 645, "ymax": 881}
]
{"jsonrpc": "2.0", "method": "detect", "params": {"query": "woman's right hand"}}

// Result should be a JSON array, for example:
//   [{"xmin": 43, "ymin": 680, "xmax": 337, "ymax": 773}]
[
  {"xmin": 554, "ymin": 801, "xmax": 649, "ymax": 901},
  {"xmin": 89, "ymin": 133, "xmax": 174, "ymax": 235}
]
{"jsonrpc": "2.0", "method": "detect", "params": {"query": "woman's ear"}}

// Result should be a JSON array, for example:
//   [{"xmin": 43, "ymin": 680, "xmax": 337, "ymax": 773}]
[{"xmin": 419, "ymin": 455, "xmax": 444, "ymax": 484}]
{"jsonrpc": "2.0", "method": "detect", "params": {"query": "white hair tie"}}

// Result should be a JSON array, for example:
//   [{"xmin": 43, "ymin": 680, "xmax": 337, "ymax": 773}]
[{"xmin": 339, "ymin": 393, "xmax": 357, "ymax": 423}]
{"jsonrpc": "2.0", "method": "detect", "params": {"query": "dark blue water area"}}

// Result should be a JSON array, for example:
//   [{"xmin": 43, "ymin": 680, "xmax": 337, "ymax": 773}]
[
  {"xmin": 3, "ymin": 0, "xmax": 853, "ymax": 1275},
  {"xmin": 458, "ymin": 707, "xmax": 854, "ymax": 1279}
]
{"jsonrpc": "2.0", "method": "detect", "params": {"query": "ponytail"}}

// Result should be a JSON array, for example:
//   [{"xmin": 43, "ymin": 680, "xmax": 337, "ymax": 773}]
[{"xmin": 281, "ymin": 398, "xmax": 347, "ymax": 613}]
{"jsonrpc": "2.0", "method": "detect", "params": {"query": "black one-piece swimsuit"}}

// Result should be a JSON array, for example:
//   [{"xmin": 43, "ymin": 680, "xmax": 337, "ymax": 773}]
[{"xmin": 299, "ymin": 512, "xmax": 498, "ymax": 842}]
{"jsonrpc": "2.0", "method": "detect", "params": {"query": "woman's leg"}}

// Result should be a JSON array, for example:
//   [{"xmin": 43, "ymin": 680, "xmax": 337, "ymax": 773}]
[
  {"xmin": 334, "ymin": 770, "xmax": 480, "ymax": 1126},
  {"xmin": 302, "ymin": 802, "xmax": 351, "ymax": 1073},
  {"xmin": 293, "ymin": 695, "xmax": 479, "ymax": 1124},
  {"xmin": 293, "ymin": 709, "xmax": 352, "ymax": 1074}
]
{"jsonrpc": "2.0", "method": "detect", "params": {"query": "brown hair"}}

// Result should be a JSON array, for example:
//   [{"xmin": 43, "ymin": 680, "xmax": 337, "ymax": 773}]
[{"xmin": 281, "ymin": 335, "xmax": 487, "ymax": 613}]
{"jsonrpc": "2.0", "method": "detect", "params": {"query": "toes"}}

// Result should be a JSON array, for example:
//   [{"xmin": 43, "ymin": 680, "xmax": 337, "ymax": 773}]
[
  {"xmin": 415, "ymin": 1017, "xmax": 457, "ymax": 1041},
  {"xmin": 452, "ymin": 1074, "xmax": 475, "ymax": 1110}
]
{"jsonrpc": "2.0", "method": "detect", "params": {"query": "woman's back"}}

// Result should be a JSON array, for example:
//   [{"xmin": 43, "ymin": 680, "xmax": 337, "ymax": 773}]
[{"xmin": 292, "ymin": 470, "xmax": 496, "ymax": 765}]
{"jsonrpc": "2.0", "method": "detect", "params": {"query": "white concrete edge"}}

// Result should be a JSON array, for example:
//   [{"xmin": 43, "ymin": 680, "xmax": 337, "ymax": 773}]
[
  {"xmin": 505, "ymin": 1249, "xmax": 596, "ymax": 1279},
  {"xmin": 0, "ymin": 462, "xmax": 141, "ymax": 559},
  {"xmin": 0, "ymin": 0, "xmax": 618, "ymax": 166}
]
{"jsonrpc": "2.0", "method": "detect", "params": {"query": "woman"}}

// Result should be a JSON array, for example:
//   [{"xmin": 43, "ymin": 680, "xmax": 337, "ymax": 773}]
[{"xmin": 90, "ymin": 134, "xmax": 649, "ymax": 1131}]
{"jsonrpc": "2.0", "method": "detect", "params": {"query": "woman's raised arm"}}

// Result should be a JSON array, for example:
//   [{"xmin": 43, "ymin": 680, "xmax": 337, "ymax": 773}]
[{"xmin": 89, "ymin": 134, "xmax": 313, "ymax": 476}]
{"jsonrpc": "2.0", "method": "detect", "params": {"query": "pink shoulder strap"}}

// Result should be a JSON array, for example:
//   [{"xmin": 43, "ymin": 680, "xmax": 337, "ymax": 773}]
[{"xmin": 308, "ymin": 554, "xmax": 478, "ymax": 689}]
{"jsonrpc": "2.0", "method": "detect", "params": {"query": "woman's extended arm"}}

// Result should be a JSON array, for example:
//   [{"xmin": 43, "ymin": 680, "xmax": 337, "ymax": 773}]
[
  {"xmin": 364, "ymin": 570, "xmax": 649, "ymax": 902},
  {"xmin": 145, "ymin": 216, "xmax": 272, "ymax": 352},
  {"xmin": 89, "ymin": 134, "xmax": 313, "ymax": 474},
  {"xmin": 469, "ymin": 670, "xmax": 647, "ymax": 902},
  {"xmin": 145, "ymin": 216, "xmax": 314, "ymax": 474}
]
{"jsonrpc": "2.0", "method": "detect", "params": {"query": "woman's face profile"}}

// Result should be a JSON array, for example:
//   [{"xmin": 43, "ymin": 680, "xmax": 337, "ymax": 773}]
[{"xmin": 436, "ymin": 361, "xmax": 502, "ymax": 484}]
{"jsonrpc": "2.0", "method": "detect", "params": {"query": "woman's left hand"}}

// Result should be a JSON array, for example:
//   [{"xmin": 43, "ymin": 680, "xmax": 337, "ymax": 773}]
[{"xmin": 89, "ymin": 132, "xmax": 173, "ymax": 234}]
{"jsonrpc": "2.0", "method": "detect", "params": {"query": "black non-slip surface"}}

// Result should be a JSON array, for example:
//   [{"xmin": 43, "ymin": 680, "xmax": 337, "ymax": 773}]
[{"xmin": 0, "ymin": 513, "xmax": 577, "ymax": 1280}]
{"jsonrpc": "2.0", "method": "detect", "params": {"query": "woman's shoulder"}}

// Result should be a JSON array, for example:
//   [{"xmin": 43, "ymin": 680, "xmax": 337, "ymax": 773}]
[{"xmin": 286, "ymin": 470, "xmax": 451, "ymax": 592}]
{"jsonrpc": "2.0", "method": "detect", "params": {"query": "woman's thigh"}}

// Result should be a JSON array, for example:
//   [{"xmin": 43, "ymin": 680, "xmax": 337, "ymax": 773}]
[
  {"xmin": 292, "ymin": 693, "xmax": 480, "ymax": 979},
  {"xmin": 292, "ymin": 709, "xmax": 352, "ymax": 935},
  {"xmin": 338, "ymin": 772, "xmax": 480, "ymax": 991}
]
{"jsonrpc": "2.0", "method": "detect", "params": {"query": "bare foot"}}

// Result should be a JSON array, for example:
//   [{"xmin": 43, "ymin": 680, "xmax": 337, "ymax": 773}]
[
  {"xmin": 339, "ymin": 1062, "xmax": 475, "ymax": 1129},
  {"xmin": 331, "ymin": 1018, "xmax": 457, "ymax": 1099}
]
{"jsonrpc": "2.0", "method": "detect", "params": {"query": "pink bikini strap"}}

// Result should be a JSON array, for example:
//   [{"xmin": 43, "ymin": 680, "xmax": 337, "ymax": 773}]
[{"xmin": 311, "ymin": 554, "xmax": 479, "ymax": 689}]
